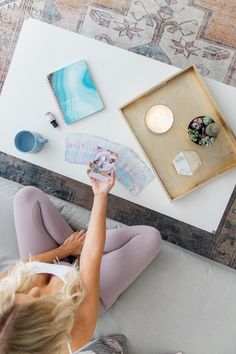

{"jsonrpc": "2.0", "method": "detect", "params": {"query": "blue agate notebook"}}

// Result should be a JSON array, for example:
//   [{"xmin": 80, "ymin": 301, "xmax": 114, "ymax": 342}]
[{"xmin": 47, "ymin": 60, "xmax": 104, "ymax": 125}]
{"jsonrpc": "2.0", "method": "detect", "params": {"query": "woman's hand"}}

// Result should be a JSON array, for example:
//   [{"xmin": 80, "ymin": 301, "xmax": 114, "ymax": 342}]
[
  {"xmin": 61, "ymin": 230, "xmax": 86, "ymax": 258},
  {"xmin": 87, "ymin": 163, "xmax": 116, "ymax": 196}
]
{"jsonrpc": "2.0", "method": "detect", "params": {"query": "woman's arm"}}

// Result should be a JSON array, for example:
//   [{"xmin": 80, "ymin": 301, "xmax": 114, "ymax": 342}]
[
  {"xmin": 30, "ymin": 229, "xmax": 86, "ymax": 263},
  {"xmin": 30, "ymin": 246, "xmax": 68, "ymax": 263},
  {"xmin": 80, "ymin": 193, "xmax": 107, "ymax": 268},
  {"xmin": 69, "ymin": 170, "xmax": 115, "ymax": 352}
]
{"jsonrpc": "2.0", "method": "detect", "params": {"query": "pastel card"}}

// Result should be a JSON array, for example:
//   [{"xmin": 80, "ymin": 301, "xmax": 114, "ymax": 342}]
[
  {"xmin": 89, "ymin": 147, "xmax": 117, "ymax": 183},
  {"xmin": 65, "ymin": 134, "xmax": 155, "ymax": 195}
]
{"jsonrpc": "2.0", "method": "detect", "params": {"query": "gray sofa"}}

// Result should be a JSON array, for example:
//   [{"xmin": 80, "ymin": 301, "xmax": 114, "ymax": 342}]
[{"xmin": 0, "ymin": 176, "xmax": 236, "ymax": 354}]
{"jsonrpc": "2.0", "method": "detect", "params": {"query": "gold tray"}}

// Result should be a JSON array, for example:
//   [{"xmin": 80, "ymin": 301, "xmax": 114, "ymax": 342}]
[{"xmin": 119, "ymin": 65, "xmax": 236, "ymax": 201}]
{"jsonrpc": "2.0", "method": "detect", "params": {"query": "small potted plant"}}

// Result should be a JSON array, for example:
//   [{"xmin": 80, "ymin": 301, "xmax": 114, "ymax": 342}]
[{"xmin": 188, "ymin": 116, "xmax": 220, "ymax": 147}]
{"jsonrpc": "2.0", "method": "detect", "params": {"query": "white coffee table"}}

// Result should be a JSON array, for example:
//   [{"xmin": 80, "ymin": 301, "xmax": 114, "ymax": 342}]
[{"xmin": 0, "ymin": 18, "xmax": 235, "ymax": 233}]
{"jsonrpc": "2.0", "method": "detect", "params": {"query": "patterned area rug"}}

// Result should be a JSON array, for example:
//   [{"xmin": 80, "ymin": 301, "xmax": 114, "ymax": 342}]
[
  {"xmin": 0, "ymin": 0, "xmax": 236, "ymax": 91},
  {"xmin": 0, "ymin": 0, "xmax": 235, "ymax": 267}
]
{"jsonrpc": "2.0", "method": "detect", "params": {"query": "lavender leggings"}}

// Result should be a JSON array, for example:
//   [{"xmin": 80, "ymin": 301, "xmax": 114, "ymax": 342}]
[{"xmin": 14, "ymin": 186, "xmax": 161, "ymax": 314}]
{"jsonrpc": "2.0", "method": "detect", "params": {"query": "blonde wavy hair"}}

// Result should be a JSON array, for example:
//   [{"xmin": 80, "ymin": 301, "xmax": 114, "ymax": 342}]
[{"xmin": 0, "ymin": 260, "xmax": 86, "ymax": 354}]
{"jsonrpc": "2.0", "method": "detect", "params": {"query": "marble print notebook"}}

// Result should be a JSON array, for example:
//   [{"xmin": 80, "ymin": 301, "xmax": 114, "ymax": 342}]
[{"xmin": 47, "ymin": 60, "xmax": 104, "ymax": 125}]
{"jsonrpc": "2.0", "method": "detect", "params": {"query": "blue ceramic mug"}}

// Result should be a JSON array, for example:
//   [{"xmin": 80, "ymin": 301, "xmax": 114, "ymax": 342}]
[{"xmin": 14, "ymin": 130, "xmax": 48, "ymax": 153}]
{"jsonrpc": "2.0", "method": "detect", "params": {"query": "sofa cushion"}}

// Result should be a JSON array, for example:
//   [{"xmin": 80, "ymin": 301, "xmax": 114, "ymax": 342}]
[
  {"xmin": 0, "ymin": 177, "xmax": 21, "ymax": 265},
  {"xmin": 94, "ymin": 241, "xmax": 236, "ymax": 354}
]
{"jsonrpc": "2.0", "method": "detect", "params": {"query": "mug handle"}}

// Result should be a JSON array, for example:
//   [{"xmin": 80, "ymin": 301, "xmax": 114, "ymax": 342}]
[{"xmin": 38, "ymin": 138, "xmax": 48, "ymax": 144}]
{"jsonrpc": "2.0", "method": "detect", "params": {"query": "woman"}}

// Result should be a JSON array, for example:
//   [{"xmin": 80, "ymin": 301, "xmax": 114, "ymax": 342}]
[{"xmin": 0, "ymin": 169, "xmax": 161, "ymax": 354}]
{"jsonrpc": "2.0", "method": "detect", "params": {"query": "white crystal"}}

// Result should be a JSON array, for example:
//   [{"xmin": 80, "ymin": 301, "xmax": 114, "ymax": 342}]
[{"xmin": 173, "ymin": 151, "xmax": 201, "ymax": 176}]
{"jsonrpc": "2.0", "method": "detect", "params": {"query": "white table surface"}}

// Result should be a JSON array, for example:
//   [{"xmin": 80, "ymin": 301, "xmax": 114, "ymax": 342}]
[{"xmin": 0, "ymin": 18, "xmax": 235, "ymax": 233}]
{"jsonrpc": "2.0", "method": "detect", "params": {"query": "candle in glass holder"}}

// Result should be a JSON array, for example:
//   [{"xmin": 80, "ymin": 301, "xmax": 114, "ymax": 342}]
[{"xmin": 145, "ymin": 105, "xmax": 174, "ymax": 134}]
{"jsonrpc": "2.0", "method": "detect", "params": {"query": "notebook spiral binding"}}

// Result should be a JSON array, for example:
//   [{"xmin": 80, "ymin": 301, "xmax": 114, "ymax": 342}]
[{"xmin": 46, "ymin": 74, "xmax": 67, "ymax": 124}]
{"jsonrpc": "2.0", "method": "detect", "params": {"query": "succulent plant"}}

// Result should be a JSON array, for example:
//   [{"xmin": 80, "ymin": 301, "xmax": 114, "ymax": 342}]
[
  {"xmin": 205, "ymin": 123, "xmax": 220, "ymax": 137},
  {"xmin": 191, "ymin": 117, "xmax": 203, "ymax": 130},
  {"xmin": 188, "ymin": 129, "xmax": 200, "ymax": 142},
  {"xmin": 198, "ymin": 136, "xmax": 215, "ymax": 147},
  {"xmin": 188, "ymin": 116, "xmax": 217, "ymax": 147},
  {"xmin": 203, "ymin": 116, "xmax": 213, "ymax": 126},
  {"xmin": 189, "ymin": 135, "xmax": 197, "ymax": 142}
]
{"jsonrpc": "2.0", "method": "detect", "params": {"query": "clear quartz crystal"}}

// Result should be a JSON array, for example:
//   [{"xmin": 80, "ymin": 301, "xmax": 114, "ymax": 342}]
[{"xmin": 173, "ymin": 151, "xmax": 201, "ymax": 176}]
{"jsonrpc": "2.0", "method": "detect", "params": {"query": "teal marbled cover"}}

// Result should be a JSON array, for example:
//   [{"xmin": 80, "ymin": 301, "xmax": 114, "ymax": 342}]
[{"xmin": 48, "ymin": 60, "xmax": 104, "ymax": 125}]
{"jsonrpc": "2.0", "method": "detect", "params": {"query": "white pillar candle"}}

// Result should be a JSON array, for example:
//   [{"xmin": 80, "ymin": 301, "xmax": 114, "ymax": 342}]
[{"xmin": 145, "ymin": 105, "xmax": 174, "ymax": 134}]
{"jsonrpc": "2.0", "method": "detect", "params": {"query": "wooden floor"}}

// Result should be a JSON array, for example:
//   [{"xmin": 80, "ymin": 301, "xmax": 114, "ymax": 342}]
[{"xmin": 1, "ymin": 151, "xmax": 235, "ymax": 268}]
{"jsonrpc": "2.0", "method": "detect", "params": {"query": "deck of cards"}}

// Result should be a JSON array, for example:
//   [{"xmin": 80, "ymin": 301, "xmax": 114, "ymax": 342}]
[
  {"xmin": 65, "ymin": 134, "xmax": 155, "ymax": 194},
  {"xmin": 88, "ymin": 147, "xmax": 118, "ymax": 183}
]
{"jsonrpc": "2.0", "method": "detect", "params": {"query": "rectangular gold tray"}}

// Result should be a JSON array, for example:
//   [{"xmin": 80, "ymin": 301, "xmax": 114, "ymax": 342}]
[{"xmin": 119, "ymin": 65, "xmax": 236, "ymax": 201}]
